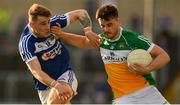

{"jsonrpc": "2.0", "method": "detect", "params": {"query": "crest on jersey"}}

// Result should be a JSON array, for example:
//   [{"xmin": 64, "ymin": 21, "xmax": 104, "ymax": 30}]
[
  {"xmin": 119, "ymin": 44, "xmax": 125, "ymax": 48},
  {"xmin": 35, "ymin": 36, "xmax": 56, "ymax": 53}
]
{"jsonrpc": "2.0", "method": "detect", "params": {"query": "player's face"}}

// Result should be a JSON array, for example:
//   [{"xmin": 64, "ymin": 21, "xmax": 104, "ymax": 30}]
[
  {"xmin": 30, "ymin": 16, "xmax": 51, "ymax": 38},
  {"xmin": 98, "ymin": 18, "xmax": 120, "ymax": 40}
]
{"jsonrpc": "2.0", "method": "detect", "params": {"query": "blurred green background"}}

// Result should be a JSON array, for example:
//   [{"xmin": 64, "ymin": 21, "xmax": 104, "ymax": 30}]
[{"xmin": 0, "ymin": 0, "xmax": 180, "ymax": 104}]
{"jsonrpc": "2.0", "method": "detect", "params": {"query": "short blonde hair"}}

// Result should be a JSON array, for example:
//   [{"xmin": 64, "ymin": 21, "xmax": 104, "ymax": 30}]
[{"xmin": 28, "ymin": 4, "xmax": 52, "ymax": 21}]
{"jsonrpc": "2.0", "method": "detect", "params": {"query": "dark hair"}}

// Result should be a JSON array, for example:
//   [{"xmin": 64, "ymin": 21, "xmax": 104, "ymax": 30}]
[
  {"xmin": 28, "ymin": 4, "xmax": 52, "ymax": 21},
  {"xmin": 96, "ymin": 4, "xmax": 118, "ymax": 21}
]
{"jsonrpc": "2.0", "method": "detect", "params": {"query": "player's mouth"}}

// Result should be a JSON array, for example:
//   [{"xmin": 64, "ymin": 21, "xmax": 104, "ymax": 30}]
[{"xmin": 104, "ymin": 32, "xmax": 111, "ymax": 35}]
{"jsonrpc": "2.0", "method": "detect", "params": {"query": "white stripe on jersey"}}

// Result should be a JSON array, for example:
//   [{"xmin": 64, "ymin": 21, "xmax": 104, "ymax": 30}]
[
  {"xmin": 60, "ymin": 14, "xmax": 67, "ymax": 19},
  {"xmin": 20, "ymin": 34, "xmax": 34, "ymax": 61},
  {"xmin": 50, "ymin": 14, "xmax": 69, "ymax": 27},
  {"xmin": 51, "ymin": 15, "xmax": 58, "ymax": 21},
  {"xmin": 26, "ymin": 35, "xmax": 32, "ymax": 59},
  {"xmin": 147, "ymin": 43, "xmax": 155, "ymax": 53},
  {"xmin": 24, "ymin": 34, "xmax": 32, "ymax": 59},
  {"xmin": 138, "ymin": 35, "xmax": 151, "ymax": 46},
  {"xmin": 25, "ymin": 56, "xmax": 37, "ymax": 63},
  {"xmin": 64, "ymin": 13, "xmax": 70, "ymax": 26}
]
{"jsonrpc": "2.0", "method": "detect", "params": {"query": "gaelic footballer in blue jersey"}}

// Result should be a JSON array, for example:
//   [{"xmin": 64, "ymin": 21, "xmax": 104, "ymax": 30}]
[{"xmin": 18, "ymin": 4, "xmax": 92, "ymax": 104}]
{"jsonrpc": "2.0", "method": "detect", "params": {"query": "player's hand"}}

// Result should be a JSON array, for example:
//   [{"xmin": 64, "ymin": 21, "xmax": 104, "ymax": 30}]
[
  {"xmin": 128, "ymin": 63, "xmax": 150, "ymax": 75},
  {"xmin": 54, "ymin": 82, "xmax": 73, "ymax": 103},
  {"xmin": 50, "ymin": 23, "xmax": 62, "ymax": 38},
  {"xmin": 84, "ymin": 27, "xmax": 102, "ymax": 50}
]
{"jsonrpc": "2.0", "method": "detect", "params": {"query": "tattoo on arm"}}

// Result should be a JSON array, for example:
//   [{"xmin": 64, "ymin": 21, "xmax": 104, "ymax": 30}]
[{"xmin": 78, "ymin": 12, "xmax": 92, "ymax": 28}]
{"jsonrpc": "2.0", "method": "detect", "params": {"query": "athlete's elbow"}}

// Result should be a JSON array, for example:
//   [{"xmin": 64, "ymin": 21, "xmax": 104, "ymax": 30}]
[
  {"xmin": 31, "ymin": 69, "xmax": 43, "ymax": 81},
  {"xmin": 163, "ymin": 52, "xmax": 170, "ymax": 65},
  {"xmin": 77, "ymin": 9, "xmax": 88, "ymax": 14},
  {"xmin": 166, "ymin": 54, "xmax": 170, "ymax": 64}
]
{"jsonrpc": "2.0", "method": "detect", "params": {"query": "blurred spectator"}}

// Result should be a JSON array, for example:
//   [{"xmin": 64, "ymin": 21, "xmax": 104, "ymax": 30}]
[
  {"xmin": 0, "ymin": 9, "xmax": 11, "ymax": 37},
  {"xmin": 158, "ymin": 16, "xmax": 173, "ymax": 31},
  {"xmin": 155, "ymin": 28, "xmax": 180, "ymax": 96},
  {"xmin": 154, "ymin": 15, "xmax": 177, "ymax": 93},
  {"xmin": 129, "ymin": 14, "xmax": 143, "ymax": 33},
  {"xmin": 155, "ymin": 29, "xmax": 172, "ymax": 92},
  {"xmin": 76, "ymin": 72, "xmax": 112, "ymax": 104},
  {"xmin": 0, "ymin": 9, "xmax": 11, "ymax": 55}
]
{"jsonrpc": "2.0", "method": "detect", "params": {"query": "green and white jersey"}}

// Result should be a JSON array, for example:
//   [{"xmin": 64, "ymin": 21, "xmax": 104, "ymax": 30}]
[{"xmin": 99, "ymin": 27, "xmax": 156, "ymax": 98}]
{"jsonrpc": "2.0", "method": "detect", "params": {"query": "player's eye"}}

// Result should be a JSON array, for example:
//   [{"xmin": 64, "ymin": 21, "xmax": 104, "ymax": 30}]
[
  {"xmin": 40, "ymin": 22, "xmax": 47, "ymax": 26},
  {"xmin": 107, "ymin": 23, "xmax": 112, "ymax": 27},
  {"xmin": 100, "ymin": 25, "xmax": 105, "ymax": 28}
]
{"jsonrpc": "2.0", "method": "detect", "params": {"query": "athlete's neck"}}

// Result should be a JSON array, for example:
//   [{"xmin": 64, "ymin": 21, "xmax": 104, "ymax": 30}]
[{"xmin": 30, "ymin": 28, "xmax": 45, "ymax": 38}]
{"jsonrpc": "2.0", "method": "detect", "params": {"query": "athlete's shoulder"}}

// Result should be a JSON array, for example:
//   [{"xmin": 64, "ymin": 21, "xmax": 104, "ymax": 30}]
[
  {"xmin": 19, "ymin": 25, "xmax": 35, "ymax": 51},
  {"xmin": 50, "ymin": 14, "xmax": 69, "ymax": 28},
  {"xmin": 21, "ymin": 25, "xmax": 30, "ymax": 36},
  {"xmin": 122, "ymin": 28, "xmax": 140, "ymax": 38},
  {"xmin": 20, "ymin": 27, "xmax": 34, "ymax": 42}
]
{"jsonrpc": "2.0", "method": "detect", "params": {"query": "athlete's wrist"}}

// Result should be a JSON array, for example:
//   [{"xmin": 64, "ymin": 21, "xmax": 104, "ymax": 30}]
[
  {"xmin": 56, "ymin": 32, "xmax": 66, "ymax": 39},
  {"xmin": 50, "ymin": 80, "xmax": 58, "ymax": 88},
  {"xmin": 146, "ymin": 65, "xmax": 154, "ymax": 73},
  {"xmin": 83, "ymin": 26, "xmax": 92, "ymax": 34}
]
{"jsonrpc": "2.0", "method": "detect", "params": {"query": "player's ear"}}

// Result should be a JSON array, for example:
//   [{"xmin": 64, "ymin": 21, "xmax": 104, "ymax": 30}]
[{"xmin": 29, "ymin": 20, "xmax": 34, "ymax": 27}]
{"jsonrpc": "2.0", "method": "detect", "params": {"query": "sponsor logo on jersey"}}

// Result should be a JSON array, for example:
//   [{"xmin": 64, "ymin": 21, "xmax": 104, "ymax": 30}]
[
  {"xmin": 42, "ymin": 42, "xmax": 62, "ymax": 61},
  {"xmin": 102, "ymin": 52, "xmax": 127, "ymax": 63},
  {"xmin": 35, "ymin": 36, "xmax": 56, "ymax": 53},
  {"xmin": 110, "ymin": 46, "xmax": 114, "ymax": 49},
  {"xmin": 119, "ymin": 44, "xmax": 125, "ymax": 48}
]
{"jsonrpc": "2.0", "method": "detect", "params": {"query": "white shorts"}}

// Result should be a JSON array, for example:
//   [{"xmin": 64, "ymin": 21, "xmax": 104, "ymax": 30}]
[
  {"xmin": 113, "ymin": 85, "xmax": 169, "ymax": 104},
  {"xmin": 37, "ymin": 70, "xmax": 78, "ymax": 104}
]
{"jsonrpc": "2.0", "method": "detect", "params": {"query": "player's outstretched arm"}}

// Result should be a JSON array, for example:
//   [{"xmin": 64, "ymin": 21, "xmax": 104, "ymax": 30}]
[
  {"xmin": 27, "ymin": 59, "xmax": 73, "ymax": 103},
  {"xmin": 27, "ymin": 58, "xmax": 57, "ymax": 87},
  {"xmin": 67, "ymin": 9, "xmax": 92, "ymax": 28},
  {"xmin": 60, "ymin": 31, "xmax": 101, "ymax": 49},
  {"xmin": 67, "ymin": 10, "xmax": 102, "ymax": 49},
  {"xmin": 51, "ymin": 24, "xmax": 101, "ymax": 50}
]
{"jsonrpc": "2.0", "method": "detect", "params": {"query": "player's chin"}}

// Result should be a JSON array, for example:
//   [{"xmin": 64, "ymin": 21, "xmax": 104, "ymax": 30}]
[{"xmin": 43, "ymin": 33, "xmax": 50, "ymax": 37}]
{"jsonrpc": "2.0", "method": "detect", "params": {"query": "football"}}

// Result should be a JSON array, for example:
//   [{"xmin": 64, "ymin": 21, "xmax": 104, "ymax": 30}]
[{"xmin": 127, "ymin": 49, "xmax": 152, "ymax": 66}]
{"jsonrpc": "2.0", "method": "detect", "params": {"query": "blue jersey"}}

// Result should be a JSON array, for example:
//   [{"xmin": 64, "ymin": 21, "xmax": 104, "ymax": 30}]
[{"xmin": 19, "ymin": 14, "xmax": 72, "ymax": 90}]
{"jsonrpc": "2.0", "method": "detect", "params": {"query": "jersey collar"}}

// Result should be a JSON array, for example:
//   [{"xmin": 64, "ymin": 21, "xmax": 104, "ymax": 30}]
[{"xmin": 109, "ymin": 27, "xmax": 123, "ymax": 42}]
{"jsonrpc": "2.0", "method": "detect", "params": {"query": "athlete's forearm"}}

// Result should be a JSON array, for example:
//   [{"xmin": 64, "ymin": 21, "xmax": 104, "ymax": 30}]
[
  {"xmin": 27, "ymin": 59, "xmax": 58, "ymax": 88},
  {"xmin": 59, "ymin": 32, "xmax": 93, "ymax": 48},
  {"xmin": 147, "ymin": 52, "xmax": 170, "ymax": 72},
  {"xmin": 147, "ymin": 46, "xmax": 170, "ymax": 72},
  {"xmin": 77, "ymin": 10, "xmax": 92, "ymax": 28},
  {"xmin": 32, "ymin": 69, "xmax": 58, "ymax": 87},
  {"xmin": 67, "ymin": 9, "xmax": 92, "ymax": 28}
]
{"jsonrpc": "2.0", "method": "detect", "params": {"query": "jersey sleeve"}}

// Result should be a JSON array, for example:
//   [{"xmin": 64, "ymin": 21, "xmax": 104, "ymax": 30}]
[
  {"xmin": 19, "ymin": 38, "xmax": 37, "ymax": 63},
  {"xmin": 126, "ymin": 31, "xmax": 154, "ymax": 52},
  {"xmin": 133, "ymin": 34, "xmax": 154, "ymax": 52},
  {"xmin": 50, "ymin": 13, "xmax": 70, "ymax": 28}
]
